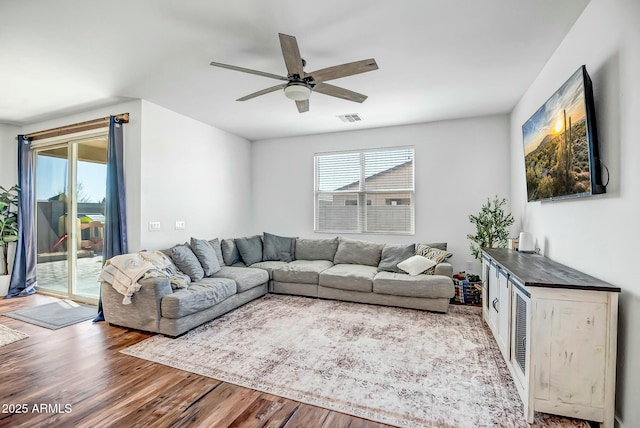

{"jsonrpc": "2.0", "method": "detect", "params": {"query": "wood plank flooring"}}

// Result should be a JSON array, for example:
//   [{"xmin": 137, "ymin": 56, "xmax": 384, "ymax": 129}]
[{"xmin": 0, "ymin": 294, "xmax": 390, "ymax": 428}]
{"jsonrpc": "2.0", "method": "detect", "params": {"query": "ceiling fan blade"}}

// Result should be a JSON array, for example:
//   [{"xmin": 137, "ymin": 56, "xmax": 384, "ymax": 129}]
[
  {"xmin": 210, "ymin": 61, "xmax": 288, "ymax": 81},
  {"xmin": 296, "ymin": 100, "xmax": 309, "ymax": 113},
  {"xmin": 279, "ymin": 33, "xmax": 304, "ymax": 77},
  {"xmin": 307, "ymin": 59, "xmax": 378, "ymax": 83},
  {"xmin": 236, "ymin": 84, "xmax": 286, "ymax": 101},
  {"xmin": 313, "ymin": 83, "xmax": 368, "ymax": 103}
]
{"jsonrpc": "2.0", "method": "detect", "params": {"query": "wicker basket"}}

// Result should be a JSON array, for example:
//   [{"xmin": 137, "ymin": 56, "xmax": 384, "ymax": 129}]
[{"xmin": 453, "ymin": 279, "xmax": 482, "ymax": 304}]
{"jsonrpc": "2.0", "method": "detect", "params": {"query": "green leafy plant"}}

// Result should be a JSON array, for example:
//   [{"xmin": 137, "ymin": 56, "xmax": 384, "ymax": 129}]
[
  {"xmin": 0, "ymin": 185, "xmax": 19, "ymax": 276},
  {"xmin": 467, "ymin": 196, "xmax": 514, "ymax": 259}
]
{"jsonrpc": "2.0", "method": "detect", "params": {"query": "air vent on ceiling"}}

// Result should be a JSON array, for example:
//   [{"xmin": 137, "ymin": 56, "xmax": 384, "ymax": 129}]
[{"xmin": 337, "ymin": 113, "xmax": 362, "ymax": 123}]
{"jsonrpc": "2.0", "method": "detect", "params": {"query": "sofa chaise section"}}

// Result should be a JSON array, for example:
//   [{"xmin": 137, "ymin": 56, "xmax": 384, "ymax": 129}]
[{"xmin": 102, "ymin": 263, "xmax": 269, "ymax": 337}]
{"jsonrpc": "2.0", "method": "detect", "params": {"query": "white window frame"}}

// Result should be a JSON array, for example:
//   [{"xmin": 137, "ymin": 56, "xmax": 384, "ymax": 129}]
[{"xmin": 314, "ymin": 146, "xmax": 415, "ymax": 235}]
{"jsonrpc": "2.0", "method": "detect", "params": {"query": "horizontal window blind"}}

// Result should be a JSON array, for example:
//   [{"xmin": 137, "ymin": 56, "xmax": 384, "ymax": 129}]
[{"xmin": 315, "ymin": 147, "xmax": 414, "ymax": 234}]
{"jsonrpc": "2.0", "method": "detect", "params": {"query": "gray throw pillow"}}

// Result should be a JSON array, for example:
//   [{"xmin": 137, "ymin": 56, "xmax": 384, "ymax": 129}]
[
  {"xmin": 263, "ymin": 232, "xmax": 296, "ymax": 262},
  {"xmin": 295, "ymin": 237, "xmax": 339, "ymax": 261},
  {"xmin": 235, "ymin": 235, "xmax": 263, "ymax": 266},
  {"xmin": 221, "ymin": 238, "xmax": 241, "ymax": 266},
  {"xmin": 191, "ymin": 237, "xmax": 221, "ymax": 276},
  {"xmin": 333, "ymin": 237, "xmax": 384, "ymax": 267},
  {"xmin": 171, "ymin": 245, "xmax": 205, "ymax": 282},
  {"xmin": 378, "ymin": 243, "xmax": 416, "ymax": 273},
  {"xmin": 208, "ymin": 238, "xmax": 225, "ymax": 266}
]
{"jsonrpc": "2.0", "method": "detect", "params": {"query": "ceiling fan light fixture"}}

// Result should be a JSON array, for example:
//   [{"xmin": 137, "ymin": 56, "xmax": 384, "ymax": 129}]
[{"xmin": 284, "ymin": 83, "xmax": 311, "ymax": 101}]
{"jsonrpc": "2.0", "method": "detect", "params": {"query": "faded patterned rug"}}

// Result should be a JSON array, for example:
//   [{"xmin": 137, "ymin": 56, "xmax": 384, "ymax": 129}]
[
  {"xmin": 122, "ymin": 295, "xmax": 588, "ymax": 427},
  {"xmin": 0, "ymin": 323, "xmax": 29, "ymax": 347}
]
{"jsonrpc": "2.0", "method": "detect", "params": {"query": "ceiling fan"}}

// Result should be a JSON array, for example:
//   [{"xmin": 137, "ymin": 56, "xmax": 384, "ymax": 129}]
[{"xmin": 210, "ymin": 33, "xmax": 378, "ymax": 113}]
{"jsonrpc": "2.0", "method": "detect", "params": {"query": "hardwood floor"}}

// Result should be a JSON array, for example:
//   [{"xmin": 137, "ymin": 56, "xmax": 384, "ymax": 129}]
[{"xmin": 0, "ymin": 294, "xmax": 390, "ymax": 428}]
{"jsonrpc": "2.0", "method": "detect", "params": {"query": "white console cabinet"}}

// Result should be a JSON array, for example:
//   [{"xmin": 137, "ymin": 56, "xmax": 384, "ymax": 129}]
[{"xmin": 481, "ymin": 249, "xmax": 619, "ymax": 428}]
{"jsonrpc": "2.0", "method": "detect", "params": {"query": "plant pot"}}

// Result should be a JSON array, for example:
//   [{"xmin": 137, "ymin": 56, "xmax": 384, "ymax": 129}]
[{"xmin": 0, "ymin": 275, "xmax": 10, "ymax": 297}]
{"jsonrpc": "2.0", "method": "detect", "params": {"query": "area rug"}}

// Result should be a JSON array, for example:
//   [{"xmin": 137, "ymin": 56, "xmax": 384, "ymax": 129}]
[
  {"xmin": 4, "ymin": 299, "xmax": 97, "ymax": 329},
  {"xmin": 0, "ymin": 323, "xmax": 29, "ymax": 347},
  {"xmin": 122, "ymin": 295, "xmax": 588, "ymax": 428}
]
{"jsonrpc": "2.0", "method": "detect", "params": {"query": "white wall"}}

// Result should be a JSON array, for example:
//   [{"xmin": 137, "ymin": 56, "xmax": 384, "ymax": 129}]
[
  {"xmin": 0, "ymin": 123, "xmax": 19, "ymax": 187},
  {"xmin": 509, "ymin": 1, "xmax": 640, "ymax": 426},
  {"xmin": 252, "ymin": 115, "xmax": 511, "ymax": 274},
  {"xmin": 19, "ymin": 100, "xmax": 144, "ymax": 251},
  {"xmin": 139, "ymin": 101, "xmax": 253, "ymax": 250},
  {"xmin": 0, "ymin": 124, "xmax": 20, "ymax": 272}
]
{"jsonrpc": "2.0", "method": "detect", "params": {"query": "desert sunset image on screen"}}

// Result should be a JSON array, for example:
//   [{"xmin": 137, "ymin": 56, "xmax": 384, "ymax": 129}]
[{"xmin": 522, "ymin": 68, "xmax": 591, "ymax": 201}]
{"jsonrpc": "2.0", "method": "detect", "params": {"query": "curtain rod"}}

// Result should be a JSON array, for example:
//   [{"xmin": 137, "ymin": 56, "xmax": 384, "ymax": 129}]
[{"xmin": 19, "ymin": 113, "xmax": 129, "ymax": 141}]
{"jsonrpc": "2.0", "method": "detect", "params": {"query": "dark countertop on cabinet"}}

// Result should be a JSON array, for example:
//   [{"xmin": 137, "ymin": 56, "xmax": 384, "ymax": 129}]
[{"xmin": 482, "ymin": 248, "xmax": 621, "ymax": 293}]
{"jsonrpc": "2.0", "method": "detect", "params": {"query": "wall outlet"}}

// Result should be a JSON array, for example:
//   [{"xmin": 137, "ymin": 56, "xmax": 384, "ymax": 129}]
[
  {"xmin": 149, "ymin": 221, "xmax": 161, "ymax": 232},
  {"xmin": 466, "ymin": 260, "xmax": 474, "ymax": 272},
  {"xmin": 175, "ymin": 220, "xmax": 186, "ymax": 230}
]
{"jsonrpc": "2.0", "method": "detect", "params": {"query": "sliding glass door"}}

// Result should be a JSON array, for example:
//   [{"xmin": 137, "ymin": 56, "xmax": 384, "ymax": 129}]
[{"xmin": 35, "ymin": 135, "xmax": 107, "ymax": 302}]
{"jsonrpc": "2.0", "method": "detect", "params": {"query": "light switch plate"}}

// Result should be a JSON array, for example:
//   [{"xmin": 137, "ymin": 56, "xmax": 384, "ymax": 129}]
[
  {"xmin": 149, "ymin": 221, "xmax": 161, "ymax": 231},
  {"xmin": 175, "ymin": 221, "xmax": 186, "ymax": 230}
]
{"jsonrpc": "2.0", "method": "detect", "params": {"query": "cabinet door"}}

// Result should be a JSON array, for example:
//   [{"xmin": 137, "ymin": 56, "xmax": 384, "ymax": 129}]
[
  {"xmin": 487, "ymin": 261, "xmax": 499, "ymax": 335},
  {"xmin": 510, "ymin": 282, "xmax": 530, "ymax": 391},
  {"xmin": 481, "ymin": 256, "xmax": 491, "ymax": 318},
  {"xmin": 496, "ymin": 269, "xmax": 510, "ymax": 358},
  {"xmin": 533, "ymin": 294, "xmax": 607, "ymax": 409}
]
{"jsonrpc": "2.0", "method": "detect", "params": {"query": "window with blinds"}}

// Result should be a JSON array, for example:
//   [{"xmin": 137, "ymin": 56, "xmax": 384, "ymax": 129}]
[{"xmin": 314, "ymin": 147, "xmax": 415, "ymax": 234}]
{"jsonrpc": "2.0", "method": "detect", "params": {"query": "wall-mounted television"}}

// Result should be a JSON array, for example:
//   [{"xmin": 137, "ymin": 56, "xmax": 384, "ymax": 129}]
[{"xmin": 522, "ymin": 65, "xmax": 606, "ymax": 202}]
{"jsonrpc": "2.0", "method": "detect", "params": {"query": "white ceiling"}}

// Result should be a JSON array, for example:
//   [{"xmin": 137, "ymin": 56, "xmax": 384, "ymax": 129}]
[{"xmin": 0, "ymin": 0, "xmax": 589, "ymax": 141}]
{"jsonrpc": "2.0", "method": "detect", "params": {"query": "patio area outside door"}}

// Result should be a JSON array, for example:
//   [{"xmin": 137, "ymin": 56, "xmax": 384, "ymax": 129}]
[{"xmin": 35, "ymin": 135, "xmax": 108, "ymax": 303}]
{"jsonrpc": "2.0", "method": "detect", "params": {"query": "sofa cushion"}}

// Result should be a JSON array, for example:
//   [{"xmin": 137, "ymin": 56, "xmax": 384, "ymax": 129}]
[
  {"xmin": 263, "ymin": 232, "xmax": 296, "ymax": 262},
  {"xmin": 434, "ymin": 262, "xmax": 453, "ymax": 278},
  {"xmin": 250, "ymin": 261, "xmax": 289, "ymax": 280},
  {"xmin": 235, "ymin": 235, "xmax": 263, "ymax": 266},
  {"xmin": 273, "ymin": 260, "xmax": 333, "ymax": 284},
  {"xmin": 170, "ymin": 245, "xmax": 205, "ymax": 282},
  {"xmin": 373, "ymin": 271, "xmax": 454, "ymax": 299},
  {"xmin": 397, "ymin": 255, "xmax": 437, "ymax": 276},
  {"xmin": 190, "ymin": 237, "xmax": 221, "ymax": 277},
  {"xmin": 161, "ymin": 277, "xmax": 237, "ymax": 318},
  {"xmin": 221, "ymin": 238, "xmax": 241, "ymax": 266},
  {"xmin": 295, "ymin": 237, "xmax": 339, "ymax": 261},
  {"xmin": 333, "ymin": 238, "xmax": 384, "ymax": 267},
  {"xmin": 213, "ymin": 266, "xmax": 269, "ymax": 293},
  {"xmin": 208, "ymin": 238, "xmax": 225, "ymax": 267},
  {"xmin": 378, "ymin": 243, "xmax": 415, "ymax": 273},
  {"xmin": 319, "ymin": 264, "xmax": 378, "ymax": 292}
]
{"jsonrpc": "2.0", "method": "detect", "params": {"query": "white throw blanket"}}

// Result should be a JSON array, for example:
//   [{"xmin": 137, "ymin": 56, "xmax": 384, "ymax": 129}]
[
  {"xmin": 100, "ymin": 251, "xmax": 191, "ymax": 305},
  {"xmin": 99, "ymin": 253, "xmax": 155, "ymax": 304}
]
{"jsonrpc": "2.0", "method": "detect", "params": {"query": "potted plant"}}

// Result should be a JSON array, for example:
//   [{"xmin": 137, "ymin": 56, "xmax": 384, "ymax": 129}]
[
  {"xmin": 0, "ymin": 185, "xmax": 19, "ymax": 296},
  {"xmin": 467, "ymin": 196, "xmax": 514, "ymax": 259}
]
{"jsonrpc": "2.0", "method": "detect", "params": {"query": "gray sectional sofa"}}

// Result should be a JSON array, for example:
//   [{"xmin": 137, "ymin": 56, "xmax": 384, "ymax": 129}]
[{"xmin": 101, "ymin": 235, "xmax": 455, "ymax": 337}]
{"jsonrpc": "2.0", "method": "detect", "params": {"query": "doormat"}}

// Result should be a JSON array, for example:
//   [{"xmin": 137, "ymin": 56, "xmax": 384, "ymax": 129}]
[{"xmin": 4, "ymin": 299, "xmax": 97, "ymax": 329}]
